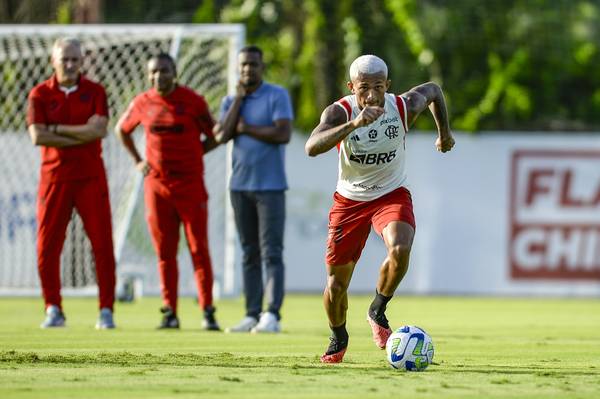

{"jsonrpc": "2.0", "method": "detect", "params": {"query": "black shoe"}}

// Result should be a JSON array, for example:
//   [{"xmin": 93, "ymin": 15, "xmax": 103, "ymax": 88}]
[
  {"xmin": 368, "ymin": 308, "xmax": 390, "ymax": 329},
  {"xmin": 320, "ymin": 336, "xmax": 349, "ymax": 363},
  {"xmin": 325, "ymin": 335, "xmax": 348, "ymax": 356},
  {"xmin": 158, "ymin": 306, "xmax": 180, "ymax": 329},
  {"xmin": 202, "ymin": 306, "xmax": 220, "ymax": 331}
]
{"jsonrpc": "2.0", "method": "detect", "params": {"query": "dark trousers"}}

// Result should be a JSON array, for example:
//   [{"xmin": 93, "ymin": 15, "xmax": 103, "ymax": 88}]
[{"xmin": 230, "ymin": 190, "xmax": 285, "ymax": 320}]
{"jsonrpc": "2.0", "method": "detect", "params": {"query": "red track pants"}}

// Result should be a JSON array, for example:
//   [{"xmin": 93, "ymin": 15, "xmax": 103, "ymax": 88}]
[
  {"xmin": 144, "ymin": 176, "xmax": 214, "ymax": 312},
  {"xmin": 36, "ymin": 175, "xmax": 116, "ymax": 311}
]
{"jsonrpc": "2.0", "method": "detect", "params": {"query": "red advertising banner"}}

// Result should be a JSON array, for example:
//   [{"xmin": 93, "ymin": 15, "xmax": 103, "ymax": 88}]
[{"xmin": 510, "ymin": 150, "xmax": 600, "ymax": 280}]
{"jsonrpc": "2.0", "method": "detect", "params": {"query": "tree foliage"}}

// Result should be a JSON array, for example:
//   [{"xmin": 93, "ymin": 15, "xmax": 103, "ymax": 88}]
[{"xmin": 5, "ymin": 0, "xmax": 600, "ymax": 132}]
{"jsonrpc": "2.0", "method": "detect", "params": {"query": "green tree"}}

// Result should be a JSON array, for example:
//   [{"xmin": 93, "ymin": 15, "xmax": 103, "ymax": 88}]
[{"xmin": 5, "ymin": 0, "xmax": 600, "ymax": 132}]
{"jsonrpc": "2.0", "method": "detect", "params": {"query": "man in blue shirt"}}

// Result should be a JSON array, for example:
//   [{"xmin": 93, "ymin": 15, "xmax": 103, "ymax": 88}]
[{"xmin": 214, "ymin": 45, "xmax": 293, "ymax": 333}]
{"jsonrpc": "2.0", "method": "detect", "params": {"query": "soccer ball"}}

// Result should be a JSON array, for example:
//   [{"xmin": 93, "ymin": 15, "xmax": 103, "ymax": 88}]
[{"xmin": 385, "ymin": 325, "xmax": 434, "ymax": 371}]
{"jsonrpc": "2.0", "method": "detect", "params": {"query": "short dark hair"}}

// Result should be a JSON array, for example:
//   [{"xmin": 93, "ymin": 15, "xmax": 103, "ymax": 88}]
[
  {"xmin": 149, "ymin": 52, "xmax": 177, "ymax": 73},
  {"xmin": 240, "ymin": 45, "xmax": 263, "ymax": 59}
]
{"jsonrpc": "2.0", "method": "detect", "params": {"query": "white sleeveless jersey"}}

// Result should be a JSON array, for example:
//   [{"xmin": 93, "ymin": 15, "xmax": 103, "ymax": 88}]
[{"xmin": 334, "ymin": 93, "xmax": 409, "ymax": 201}]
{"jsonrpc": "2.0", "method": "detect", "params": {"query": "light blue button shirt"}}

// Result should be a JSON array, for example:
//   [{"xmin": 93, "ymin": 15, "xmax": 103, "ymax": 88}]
[{"xmin": 219, "ymin": 82, "xmax": 294, "ymax": 191}]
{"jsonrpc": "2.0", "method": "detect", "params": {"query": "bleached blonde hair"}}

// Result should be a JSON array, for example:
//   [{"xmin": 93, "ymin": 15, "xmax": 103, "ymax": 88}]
[{"xmin": 349, "ymin": 55, "xmax": 388, "ymax": 80}]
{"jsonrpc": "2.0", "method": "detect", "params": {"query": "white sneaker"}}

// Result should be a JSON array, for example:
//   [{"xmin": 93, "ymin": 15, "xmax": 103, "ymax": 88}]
[
  {"xmin": 40, "ymin": 305, "xmax": 66, "ymax": 328},
  {"xmin": 95, "ymin": 308, "xmax": 115, "ymax": 329},
  {"xmin": 225, "ymin": 316, "xmax": 258, "ymax": 333},
  {"xmin": 251, "ymin": 312, "xmax": 280, "ymax": 333}
]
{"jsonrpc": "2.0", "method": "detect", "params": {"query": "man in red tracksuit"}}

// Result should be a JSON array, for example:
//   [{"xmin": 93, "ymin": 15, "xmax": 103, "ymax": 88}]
[
  {"xmin": 27, "ymin": 37, "xmax": 116, "ymax": 329},
  {"xmin": 115, "ymin": 52, "xmax": 221, "ymax": 330}
]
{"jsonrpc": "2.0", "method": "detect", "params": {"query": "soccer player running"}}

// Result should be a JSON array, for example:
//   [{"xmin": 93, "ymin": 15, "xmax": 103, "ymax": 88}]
[
  {"xmin": 115, "ymin": 53, "xmax": 221, "ymax": 330},
  {"xmin": 305, "ymin": 55, "xmax": 455, "ymax": 363},
  {"xmin": 27, "ymin": 37, "xmax": 116, "ymax": 329}
]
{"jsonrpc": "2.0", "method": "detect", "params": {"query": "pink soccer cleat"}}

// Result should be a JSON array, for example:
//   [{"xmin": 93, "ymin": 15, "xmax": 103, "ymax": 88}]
[
  {"xmin": 367, "ymin": 312, "xmax": 392, "ymax": 349},
  {"xmin": 320, "ymin": 337, "xmax": 348, "ymax": 364},
  {"xmin": 320, "ymin": 348, "xmax": 347, "ymax": 364}
]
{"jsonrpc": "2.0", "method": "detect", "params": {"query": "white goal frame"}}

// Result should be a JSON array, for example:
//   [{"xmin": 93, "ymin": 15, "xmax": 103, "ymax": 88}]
[{"xmin": 0, "ymin": 24, "xmax": 244, "ymax": 298}]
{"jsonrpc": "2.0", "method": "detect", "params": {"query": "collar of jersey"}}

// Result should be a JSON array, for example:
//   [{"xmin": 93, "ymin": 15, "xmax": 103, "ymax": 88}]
[
  {"xmin": 50, "ymin": 74, "xmax": 82, "ymax": 93},
  {"xmin": 59, "ymin": 85, "xmax": 79, "ymax": 95},
  {"xmin": 150, "ymin": 84, "xmax": 179, "ymax": 99}
]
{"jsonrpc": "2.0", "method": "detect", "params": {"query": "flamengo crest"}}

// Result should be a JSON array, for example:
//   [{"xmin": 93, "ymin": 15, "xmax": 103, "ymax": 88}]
[{"xmin": 385, "ymin": 125, "xmax": 399, "ymax": 139}]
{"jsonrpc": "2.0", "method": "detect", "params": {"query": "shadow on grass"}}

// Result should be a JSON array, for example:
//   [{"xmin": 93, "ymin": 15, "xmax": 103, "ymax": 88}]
[
  {"xmin": 0, "ymin": 350, "xmax": 365, "ymax": 372},
  {"xmin": 441, "ymin": 364, "xmax": 600, "ymax": 377},
  {"xmin": 2, "ymin": 350, "xmax": 599, "ymax": 379}
]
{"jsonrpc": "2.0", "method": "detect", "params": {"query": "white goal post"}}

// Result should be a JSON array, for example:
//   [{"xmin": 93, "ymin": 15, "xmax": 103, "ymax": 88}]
[{"xmin": 0, "ymin": 24, "xmax": 244, "ymax": 299}]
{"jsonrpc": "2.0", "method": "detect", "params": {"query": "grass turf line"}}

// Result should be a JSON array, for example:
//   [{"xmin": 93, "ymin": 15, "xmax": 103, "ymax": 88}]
[{"xmin": 1, "ymin": 295, "xmax": 599, "ymax": 399}]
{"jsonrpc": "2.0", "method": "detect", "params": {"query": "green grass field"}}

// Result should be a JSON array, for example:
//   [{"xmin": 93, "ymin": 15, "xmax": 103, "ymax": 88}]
[{"xmin": 1, "ymin": 295, "xmax": 599, "ymax": 399}]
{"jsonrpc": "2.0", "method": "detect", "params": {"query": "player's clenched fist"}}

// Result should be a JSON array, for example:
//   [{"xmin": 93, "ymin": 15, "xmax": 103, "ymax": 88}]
[
  {"xmin": 435, "ymin": 134, "xmax": 455, "ymax": 153},
  {"xmin": 352, "ymin": 106, "xmax": 384, "ymax": 128}
]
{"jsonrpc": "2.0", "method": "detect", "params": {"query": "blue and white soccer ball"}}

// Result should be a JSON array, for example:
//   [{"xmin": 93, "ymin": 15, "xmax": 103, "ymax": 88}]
[{"xmin": 385, "ymin": 325, "xmax": 434, "ymax": 371}]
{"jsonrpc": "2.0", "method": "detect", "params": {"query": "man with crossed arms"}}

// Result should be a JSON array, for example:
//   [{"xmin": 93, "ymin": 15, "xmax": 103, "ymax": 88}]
[{"xmin": 28, "ymin": 37, "xmax": 116, "ymax": 329}]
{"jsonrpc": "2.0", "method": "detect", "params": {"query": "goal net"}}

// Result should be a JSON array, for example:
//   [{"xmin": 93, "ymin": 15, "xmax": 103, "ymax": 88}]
[{"xmin": 0, "ymin": 24, "xmax": 243, "ymax": 299}]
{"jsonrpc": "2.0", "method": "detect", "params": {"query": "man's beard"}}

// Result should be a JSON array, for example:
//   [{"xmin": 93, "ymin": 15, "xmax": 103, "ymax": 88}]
[
  {"xmin": 156, "ymin": 81, "xmax": 173, "ymax": 91},
  {"xmin": 242, "ymin": 78, "xmax": 258, "ymax": 87}
]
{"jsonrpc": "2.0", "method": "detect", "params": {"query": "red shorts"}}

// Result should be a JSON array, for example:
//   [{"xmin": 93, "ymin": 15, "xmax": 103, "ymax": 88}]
[{"xmin": 325, "ymin": 186, "xmax": 415, "ymax": 266}]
